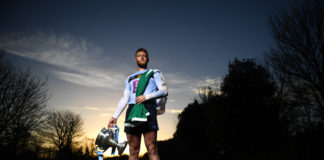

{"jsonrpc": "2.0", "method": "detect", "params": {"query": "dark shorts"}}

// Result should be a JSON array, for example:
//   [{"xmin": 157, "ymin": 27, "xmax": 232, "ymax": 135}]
[{"xmin": 124, "ymin": 101, "xmax": 159, "ymax": 134}]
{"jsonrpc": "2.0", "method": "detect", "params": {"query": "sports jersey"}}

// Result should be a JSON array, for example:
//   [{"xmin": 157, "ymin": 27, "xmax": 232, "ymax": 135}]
[
  {"xmin": 126, "ymin": 69, "xmax": 166, "ymax": 104},
  {"xmin": 112, "ymin": 69, "xmax": 167, "ymax": 119}
]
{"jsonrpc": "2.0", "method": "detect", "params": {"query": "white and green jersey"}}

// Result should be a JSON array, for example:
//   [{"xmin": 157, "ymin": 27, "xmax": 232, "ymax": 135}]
[{"xmin": 112, "ymin": 69, "xmax": 168, "ymax": 119}]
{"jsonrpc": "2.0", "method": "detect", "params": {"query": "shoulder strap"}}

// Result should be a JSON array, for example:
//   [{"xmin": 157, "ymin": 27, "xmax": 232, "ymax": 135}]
[{"xmin": 128, "ymin": 75, "xmax": 137, "ymax": 83}]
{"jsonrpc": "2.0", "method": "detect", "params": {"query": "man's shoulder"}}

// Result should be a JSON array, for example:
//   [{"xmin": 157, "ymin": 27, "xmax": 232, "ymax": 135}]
[
  {"xmin": 151, "ymin": 69, "xmax": 166, "ymax": 84},
  {"xmin": 149, "ymin": 69, "xmax": 163, "ymax": 74},
  {"xmin": 125, "ymin": 69, "xmax": 164, "ymax": 82},
  {"xmin": 128, "ymin": 69, "xmax": 160, "ymax": 77},
  {"xmin": 146, "ymin": 69, "xmax": 164, "ymax": 79},
  {"xmin": 151, "ymin": 69, "xmax": 164, "ymax": 76},
  {"xmin": 125, "ymin": 70, "xmax": 146, "ymax": 83},
  {"xmin": 126, "ymin": 72, "xmax": 138, "ymax": 83}
]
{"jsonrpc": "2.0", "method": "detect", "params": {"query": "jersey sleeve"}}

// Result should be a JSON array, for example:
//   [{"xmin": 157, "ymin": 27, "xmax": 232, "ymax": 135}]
[
  {"xmin": 145, "ymin": 70, "xmax": 168, "ymax": 100},
  {"xmin": 153, "ymin": 70, "xmax": 166, "ymax": 87},
  {"xmin": 112, "ymin": 78, "xmax": 131, "ymax": 119}
]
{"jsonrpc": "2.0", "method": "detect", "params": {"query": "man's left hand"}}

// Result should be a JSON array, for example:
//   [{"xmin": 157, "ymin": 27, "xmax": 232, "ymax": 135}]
[{"xmin": 136, "ymin": 95, "xmax": 146, "ymax": 104}]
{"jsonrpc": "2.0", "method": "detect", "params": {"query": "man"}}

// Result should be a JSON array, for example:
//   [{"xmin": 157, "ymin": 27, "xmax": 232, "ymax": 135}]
[{"xmin": 108, "ymin": 48, "xmax": 168, "ymax": 160}]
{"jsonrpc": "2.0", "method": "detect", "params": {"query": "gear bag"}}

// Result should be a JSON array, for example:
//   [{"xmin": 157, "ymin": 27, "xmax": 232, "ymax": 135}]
[{"xmin": 156, "ymin": 96, "xmax": 167, "ymax": 115}]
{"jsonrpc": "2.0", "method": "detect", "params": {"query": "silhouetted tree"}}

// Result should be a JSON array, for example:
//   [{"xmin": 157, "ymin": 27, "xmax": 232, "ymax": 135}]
[
  {"xmin": 221, "ymin": 59, "xmax": 281, "ymax": 154},
  {"xmin": 267, "ymin": 0, "xmax": 324, "ymax": 133},
  {"xmin": 0, "ymin": 52, "xmax": 48, "ymax": 158},
  {"xmin": 173, "ymin": 58, "xmax": 282, "ymax": 160},
  {"xmin": 42, "ymin": 110, "xmax": 84, "ymax": 159},
  {"xmin": 82, "ymin": 137, "xmax": 95, "ymax": 159},
  {"xmin": 222, "ymin": 58, "xmax": 276, "ymax": 98}
]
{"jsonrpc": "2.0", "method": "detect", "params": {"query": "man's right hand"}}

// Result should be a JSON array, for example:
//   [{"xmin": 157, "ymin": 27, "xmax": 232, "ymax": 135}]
[{"xmin": 108, "ymin": 117, "xmax": 117, "ymax": 128}]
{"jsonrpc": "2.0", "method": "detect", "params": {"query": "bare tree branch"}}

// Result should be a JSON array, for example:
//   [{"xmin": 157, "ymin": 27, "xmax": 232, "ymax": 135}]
[
  {"xmin": 42, "ymin": 110, "xmax": 84, "ymax": 154},
  {"xmin": 0, "ymin": 51, "xmax": 48, "ymax": 154},
  {"xmin": 267, "ymin": 0, "xmax": 324, "ymax": 132}
]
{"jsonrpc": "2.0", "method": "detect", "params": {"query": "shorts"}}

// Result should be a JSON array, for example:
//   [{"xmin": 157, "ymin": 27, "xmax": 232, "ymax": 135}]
[{"xmin": 124, "ymin": 101, "xmax": 159, "ymax": 134}]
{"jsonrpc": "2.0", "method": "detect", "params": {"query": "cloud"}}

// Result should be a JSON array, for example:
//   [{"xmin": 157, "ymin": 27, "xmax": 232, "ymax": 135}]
[
  {"xmin": 83, "ymin": 106, "xmax": 101, "ymax": 111},
  {"xmin": 0, "ymin": 31, "xmax": 103, "ymax": 69},
  {"xmin": 194, "ymin": 77, "xmax": 222, "ymax": 94},
  {"xmin": 0, "ymin": 30, "xmax": 223, "ymax": 110},
  {"xmin": 168, "ymin": 99, "xmax": 176, "ymax": 102},
  {"xmin": 166, "ymin": 109, "xmax": 182, "ymax": 114},
  {"xmin": 0, "ymin": 31, "xmax": 129, "ymax": 89},
  {"xmin": 53, "ymin": 70, "xmax": 123, "ymax": 89},
  {"xmin": 164, "ymin": 73, "xmax": 196, "ymax": 94},
  {"xmin": 164, "ymin": 72, "xmax": 222, "ymax": 95},
  {"xmin": 100, "ymin": 113, "xmax": 111, "ymax": 117}
]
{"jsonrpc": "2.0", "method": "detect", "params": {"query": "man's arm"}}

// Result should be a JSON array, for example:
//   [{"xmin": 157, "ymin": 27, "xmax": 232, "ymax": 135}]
[
  {"xmin": 112, "ymin": 89, "xmax": 130, "ymax": 119},
  {"xmin": 144, "ymin": 84, "xmax": 168, "ymax": 100},
  {"xmin": 144, "ymin": 70, "xmax": 168, "ymax": 100},
  {"xmin": 108, "ymin": 89, "xmax": 130, "ymax": 127},
  {"xmin": 108, "ymin": 78, "xmax": 131, "ymax": 127}
]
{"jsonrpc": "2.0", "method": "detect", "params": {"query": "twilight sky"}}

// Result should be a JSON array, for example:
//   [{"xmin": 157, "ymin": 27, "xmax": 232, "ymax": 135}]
[{"xmin": 0, "ymin": 0, "xmax": 295, "ymax": 155}]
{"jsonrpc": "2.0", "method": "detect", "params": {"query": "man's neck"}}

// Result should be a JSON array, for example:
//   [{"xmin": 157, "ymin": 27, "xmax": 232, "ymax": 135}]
[{"xmin": 137, "ymin": 67, "xmax": 147, "ymax": 71}]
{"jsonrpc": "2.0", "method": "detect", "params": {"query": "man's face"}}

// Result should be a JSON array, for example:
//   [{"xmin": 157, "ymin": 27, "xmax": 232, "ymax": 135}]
[{"xmin": 135, "ymin": 51, "xmax": 149, "ymax": 68}]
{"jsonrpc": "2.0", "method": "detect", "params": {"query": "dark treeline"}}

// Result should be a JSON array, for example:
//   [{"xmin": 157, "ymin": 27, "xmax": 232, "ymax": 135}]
[
  {"xmin": 152, "ymin": 0, "xmax": 324, "ymax": 159},
  {"xmin": 154, "ymin": 58, "xmax": 323, "ymax": 160}
]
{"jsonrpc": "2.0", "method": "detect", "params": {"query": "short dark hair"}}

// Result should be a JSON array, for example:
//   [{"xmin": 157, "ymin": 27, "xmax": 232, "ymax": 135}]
[{"xmin": 135, "ymin": 48, "xmax": 148, "ymax": 57}]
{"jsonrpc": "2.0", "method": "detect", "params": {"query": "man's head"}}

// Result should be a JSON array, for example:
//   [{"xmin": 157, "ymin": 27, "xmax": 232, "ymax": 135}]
[{"xmin": 135, "ymin": 48, "xmax": 149, "ymax": 69}]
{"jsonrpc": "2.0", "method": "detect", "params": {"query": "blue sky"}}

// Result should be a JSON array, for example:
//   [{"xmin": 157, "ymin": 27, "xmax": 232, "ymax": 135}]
[{"xmin": 0, "ymin": 0, "xmax": 295, "ymax": 155}]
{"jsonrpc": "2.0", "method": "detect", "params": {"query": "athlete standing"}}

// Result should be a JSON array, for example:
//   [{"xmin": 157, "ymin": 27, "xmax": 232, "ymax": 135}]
[{"xmin": 108, "ymin": 48, "xmax": 168, "ymax": 160}]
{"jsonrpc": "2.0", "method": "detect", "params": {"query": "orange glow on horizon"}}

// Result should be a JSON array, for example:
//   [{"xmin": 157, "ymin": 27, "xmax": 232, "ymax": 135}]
[{"xmin": 78, "ymin": 107, "xmax": 179, "ymax": 156}]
